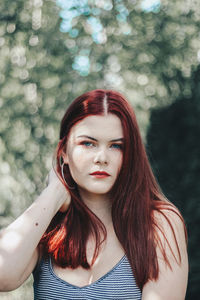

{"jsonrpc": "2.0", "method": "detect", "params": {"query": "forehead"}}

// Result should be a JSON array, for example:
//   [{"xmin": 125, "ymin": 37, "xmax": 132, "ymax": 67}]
[{"xmin": 69, "ymin": 114, "xmax": 123, "ymax": 140}]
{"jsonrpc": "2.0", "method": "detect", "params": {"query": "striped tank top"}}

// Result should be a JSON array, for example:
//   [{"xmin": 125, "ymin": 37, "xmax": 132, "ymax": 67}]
[{"xmin": 33, "ymin": 255, "xmax": 141, "ymax": 299}]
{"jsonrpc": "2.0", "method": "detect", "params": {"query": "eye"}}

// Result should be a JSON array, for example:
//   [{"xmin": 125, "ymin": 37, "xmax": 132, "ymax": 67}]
[
  {"xmin": 110, "ymin": 143, "xmax": 123, "ymax": 150},
  {"xmin": 80, "ymin": 141, "xmax": 95, "ymax": 147}
]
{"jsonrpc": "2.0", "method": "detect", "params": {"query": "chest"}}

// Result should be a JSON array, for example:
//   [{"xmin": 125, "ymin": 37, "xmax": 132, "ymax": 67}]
[
  {"xmin": 53, "ymin": 235, "xmax": 125, "ymax": 287},
  {"xmin": 34, "ymin": 252, "xmax": 142, "ymax": 300}
]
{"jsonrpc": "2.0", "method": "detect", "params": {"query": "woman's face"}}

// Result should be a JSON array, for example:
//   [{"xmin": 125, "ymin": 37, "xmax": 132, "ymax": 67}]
[{"xmin": 63, "ymin": 114, "xmax": 124, "ymax": 198}]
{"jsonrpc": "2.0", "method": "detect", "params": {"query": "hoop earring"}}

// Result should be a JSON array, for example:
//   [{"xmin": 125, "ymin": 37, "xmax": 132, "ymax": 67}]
[{"xmin": 60, "ymin": 162, "xmax": 75, "ymax": 190}]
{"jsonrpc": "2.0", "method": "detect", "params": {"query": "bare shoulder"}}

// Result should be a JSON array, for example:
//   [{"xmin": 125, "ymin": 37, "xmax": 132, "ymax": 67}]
[
  {"xmin": 142, "ymin": 206, "xmax": 188, "ymax": 300},
  {"xmin": 153, "ymin": 206, "xmax": 187, "ymax": 263},
  {"xmin": 154, "ymin": 205, "xmax": 184, "ymax": 225}
]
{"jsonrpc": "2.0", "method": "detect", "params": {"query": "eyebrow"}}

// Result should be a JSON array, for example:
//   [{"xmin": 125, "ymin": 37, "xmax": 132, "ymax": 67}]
[{"xmin": 77, "ymin": 135, "xmax": 124, "ymax": 142}]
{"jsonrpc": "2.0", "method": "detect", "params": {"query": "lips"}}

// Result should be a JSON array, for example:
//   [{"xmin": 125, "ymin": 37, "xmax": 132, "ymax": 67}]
[{"xmin": 90, "ymin": 171, "xmax": 110, "ymax": 178}]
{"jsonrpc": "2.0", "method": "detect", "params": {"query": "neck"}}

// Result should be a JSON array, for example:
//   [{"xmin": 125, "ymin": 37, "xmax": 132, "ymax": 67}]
[{"xmin": 79, "ymin": 189, "xmax": 113, "ymax": 228}]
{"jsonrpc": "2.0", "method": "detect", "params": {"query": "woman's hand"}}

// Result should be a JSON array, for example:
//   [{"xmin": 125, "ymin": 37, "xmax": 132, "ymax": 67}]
[{"xmin": 46, "ymin": 167, "xmax": 71, "ymax": 213}]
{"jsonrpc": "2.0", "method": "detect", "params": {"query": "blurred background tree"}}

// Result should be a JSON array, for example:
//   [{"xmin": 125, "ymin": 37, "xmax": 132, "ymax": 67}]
[
  {"xmin": 0, "ymin": 0, "xmax": 199, "ymax": 298},
  {"xmin": 147, "ymin": 65, "xmax": 200, "ymax": 299}
]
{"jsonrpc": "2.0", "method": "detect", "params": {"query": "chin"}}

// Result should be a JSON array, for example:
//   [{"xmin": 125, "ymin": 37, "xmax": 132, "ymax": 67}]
[
  {"xmin": 88, "ymin": 188, "xmax": 111, "ymax": 194},
  {"xmin": 79, "ymin": 185, "xmax": 112, "ymax": 196}
]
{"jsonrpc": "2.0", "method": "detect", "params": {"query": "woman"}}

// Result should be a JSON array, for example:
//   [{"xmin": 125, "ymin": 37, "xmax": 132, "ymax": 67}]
[{"xmin": 0, "ymin": 89, "xmax": 188, "ymax": 299}]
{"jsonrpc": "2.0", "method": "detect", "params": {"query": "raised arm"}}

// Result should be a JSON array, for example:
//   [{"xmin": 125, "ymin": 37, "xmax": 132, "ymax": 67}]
[
  {"xmin": 142, "ymin": 209, "xmax": 188, "ymax": 300},
  {"xmin": 0, "ymin": 169, "xmax": 70, "ymax": 292}
]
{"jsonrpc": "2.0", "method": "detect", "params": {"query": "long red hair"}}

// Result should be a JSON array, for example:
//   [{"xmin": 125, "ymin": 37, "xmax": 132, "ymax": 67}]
[{"xmin": 40, "ymin": 89, "xmax": 186, "ymax": 289}]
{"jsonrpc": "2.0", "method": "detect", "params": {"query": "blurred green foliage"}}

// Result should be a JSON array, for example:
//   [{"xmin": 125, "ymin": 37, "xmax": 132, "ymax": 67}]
[{"xmin": 0, "ymin": 0, "xmax": 200, "ymax": 298}]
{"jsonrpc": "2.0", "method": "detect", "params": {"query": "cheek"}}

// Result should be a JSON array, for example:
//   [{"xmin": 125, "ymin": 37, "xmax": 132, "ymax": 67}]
[
  {"xmin": 112, "ymin": 152, "xmax": 123, "ymax": 173},
  {"xmin": 118, "ymin": 155, "xmax": 123, "ymax": 173},
  {"xmin": 68, "ymin": 147, "xmax": 90, "ymax": 172}
]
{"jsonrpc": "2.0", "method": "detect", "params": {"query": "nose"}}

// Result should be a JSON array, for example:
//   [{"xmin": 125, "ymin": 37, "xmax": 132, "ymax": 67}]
[{"xmin": 93, "ymin": 148, "xmax": 108, "ymax": 165}]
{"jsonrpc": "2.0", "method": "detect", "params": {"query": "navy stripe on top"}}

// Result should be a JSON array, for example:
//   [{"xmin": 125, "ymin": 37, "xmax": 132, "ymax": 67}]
[{"xmin": 33, "ymin": 255, "xmax": 142, "ymax": 300}]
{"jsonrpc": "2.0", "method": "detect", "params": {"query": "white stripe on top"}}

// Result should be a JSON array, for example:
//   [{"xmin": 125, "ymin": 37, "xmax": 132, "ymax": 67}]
[{"xmin": 33, "ymin": 255, "xmax": 142, "ymax": 300}]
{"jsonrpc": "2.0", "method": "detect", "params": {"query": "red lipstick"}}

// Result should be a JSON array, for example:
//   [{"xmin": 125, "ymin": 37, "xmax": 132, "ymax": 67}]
[{"xmin": 90, "ymin": 171, "xmax": 110, "ymax": 178}]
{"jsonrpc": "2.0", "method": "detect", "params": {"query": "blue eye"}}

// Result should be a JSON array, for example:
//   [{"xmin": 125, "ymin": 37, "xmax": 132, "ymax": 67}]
[
  {"xmin": 111, "ymin": 143, "xmax": 123, "ymax": 150},
  {"xmin": 81, "ymin": 141, "xmax": 94, "ymax": 147}
]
